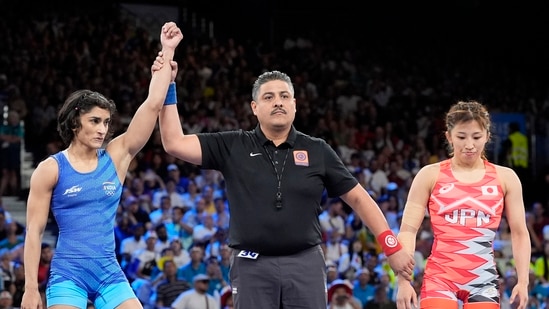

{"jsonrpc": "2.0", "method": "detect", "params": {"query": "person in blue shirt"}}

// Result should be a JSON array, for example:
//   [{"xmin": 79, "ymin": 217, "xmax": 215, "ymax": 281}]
[
  {"xmin": 353, "ymin": 268, "xmax": 377, "ymax": 307},
  {"xmin": 177, "ymin": 245, "xmax": 207, "ymax": 284},
  {"xmin": 20, "ymin": 22, "xmax": 182, "ymax": 309}
]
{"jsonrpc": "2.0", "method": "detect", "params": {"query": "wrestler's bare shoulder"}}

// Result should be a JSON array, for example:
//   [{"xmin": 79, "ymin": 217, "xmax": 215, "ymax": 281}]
[
  {"xmin": 31, "ymin": 156, "xmax": 59, "ymax": 183},
  {"xmin": 493, "ymin": 164, "xmax": 516, "ymax": 176},
  {"xmin": 415, "ymin": 162, "xmax": 442, "ymax": 178}
]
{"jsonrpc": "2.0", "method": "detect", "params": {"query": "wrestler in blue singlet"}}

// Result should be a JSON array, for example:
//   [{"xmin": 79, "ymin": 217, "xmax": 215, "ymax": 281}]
[{"xmin": 46, "ymin": 149, "xmax": 137, "ymax": 308}]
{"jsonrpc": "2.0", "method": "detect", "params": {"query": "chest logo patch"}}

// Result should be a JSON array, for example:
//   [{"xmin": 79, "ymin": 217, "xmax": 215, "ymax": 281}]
[
  {"xmin": 103, "ymin": 181, "xmax": 117, "ymax": 196},
  {"xmin": 63, "ymin": 185, "xmax": 82, "ymax": 196},
  {"xmin": 293, "ymin": 150, "xmax": 309, "ymax": 166}
]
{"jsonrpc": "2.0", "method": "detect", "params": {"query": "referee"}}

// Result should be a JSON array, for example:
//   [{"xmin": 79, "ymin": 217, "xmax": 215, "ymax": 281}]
[{"xmin": 157, "ymin": 68, "xmax": 415, "ymax": 308}]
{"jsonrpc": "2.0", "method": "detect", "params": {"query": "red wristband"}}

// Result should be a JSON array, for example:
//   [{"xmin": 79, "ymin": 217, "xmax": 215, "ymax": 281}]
[{"xmin": 377, "ymin": 230, "xmax": 402, "ymax": 256}]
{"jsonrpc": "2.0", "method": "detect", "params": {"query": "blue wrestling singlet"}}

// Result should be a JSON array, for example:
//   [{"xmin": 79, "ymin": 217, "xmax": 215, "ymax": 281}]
[{"xmin": 47, "ymin": 149, "xmax": 136, "ymax": 308}]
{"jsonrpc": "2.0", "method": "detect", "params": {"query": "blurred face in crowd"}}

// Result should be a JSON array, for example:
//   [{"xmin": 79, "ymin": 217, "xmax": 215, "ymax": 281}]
[{"xmin": 331, "ymin": 286, "xmax": 351, "ymax": 304}]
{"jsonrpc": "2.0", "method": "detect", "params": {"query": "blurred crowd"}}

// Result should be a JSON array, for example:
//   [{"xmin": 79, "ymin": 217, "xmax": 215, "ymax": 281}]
[{"xmin": 1, "ymin": 2, "xmax": 549, "ymax": 308}]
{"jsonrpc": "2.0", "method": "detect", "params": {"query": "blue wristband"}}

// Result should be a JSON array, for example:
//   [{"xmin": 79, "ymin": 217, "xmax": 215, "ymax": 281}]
[{"xmin": 164, "ymin": 82, "xmax": 177, "ymax": 105}]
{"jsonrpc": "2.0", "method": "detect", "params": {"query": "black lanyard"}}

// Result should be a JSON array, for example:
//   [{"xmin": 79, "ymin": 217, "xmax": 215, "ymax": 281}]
[{"xmin": 263, "ymin": 146, "xmax": 290, "ymax": 209}]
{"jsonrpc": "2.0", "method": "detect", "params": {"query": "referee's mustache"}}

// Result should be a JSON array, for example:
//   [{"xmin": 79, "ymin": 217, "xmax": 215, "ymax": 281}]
[{"xmin": 271, "ymin": 108, "xmax": 286, "ymax": 115}]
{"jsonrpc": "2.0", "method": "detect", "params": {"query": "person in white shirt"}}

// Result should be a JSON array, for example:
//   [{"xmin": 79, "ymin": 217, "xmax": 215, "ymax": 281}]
[
  {"xmin": 319, "ymin": 198, "xmax": 347, "ymax": 237},
  {"xmin": 192, "ymin": 212, "xmax": 217, "ymax": 247},
  {"xmin": 119, "ymin": 222, "xmax": 147, "ymax": 272},
  {"xmin": 169, "ymin": 238, "xmax": 190, "ymax": 269},
  {"xmin": 171, "ymin": 274, "xmax": 218, "ymax": 309},
  {"xmin": 152, "ymin": 179, "xmax": 185, "ymax": 209},
  {"xmin": 324, "ymin": 229, "xmax": 348, "ymax": 267},
  {"xmin": 133, "ymin": 231, "xmax": 159, "ymax": 281},
  {"xmin": 362, "ymin": 158, "xmax": 389, "ymax": 198},
  {"xmin": 337, "ymin": 238, "xmax": 365, "ymax": 280},
  {"xmin": 150, "ymin": 196, "xmax": 174, "ymax": 226}
]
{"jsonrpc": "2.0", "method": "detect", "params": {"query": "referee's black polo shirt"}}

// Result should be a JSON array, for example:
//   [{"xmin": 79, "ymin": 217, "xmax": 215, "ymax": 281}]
[{"xmin": 197, "ymin": 124, "xmax": 358, "ymax": 256}]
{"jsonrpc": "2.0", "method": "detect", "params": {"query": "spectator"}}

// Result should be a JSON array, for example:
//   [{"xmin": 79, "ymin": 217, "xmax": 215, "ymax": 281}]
[
  {"xmin": 180, "ymin": 180, "xmax": 201, "ymax": 210},
  {"xmin": 150, "ymin": 196, "xmax": 174, "ymax": 227},
  {"xmin": 219, "ymin": 285, "xmax": 233, "ymax": 309},
  {"xmin": 324, "ymin": 229, "xmax": 348, "ymax": 267},
  {"xmin": 192, "ymin": 212, "xmax": 217, "ymax": 247},
  {"xmin": 0, "ymin": 250, "xmax": 14, "ymax": 292},
  {"xmin": 338, "ymin": 237, "xmax": 366, "ymax": 281},
  {"xmin": 8, "ymin": 263, "xmax": 23, "ymax": 308},
  {"xmin": 363, "ymin": 284, "xmax": 397, "ymax": 309},
  {"xmin": 212, "ymin": 197, "xmax": 230, "ymax": 231},
  {"xmin": 128, "ymin": 178, "xmax": 155, "ymax": 213},
  {"xmin": 344, "ymin": 211, "xmax": 378, "ymax": 254},
  {"xmin": 364, "ymin": 254, "xmax": 381, "ymax": 286},
  {"xmin": 217, "ymin": 244, "xmax": 232, "ymax": 284},
  {"xmin": 119, "ymin": 222, "xmax": 147, "ymax": 273},
  {"xmin": 327, "ymin": 279, "xmax": 362, "ymax": 309},
  {"xmin": 494, "ymin": 215, "xmax": 513, "ymax": 260},
  {"xmin": 170, "ymin": 274, "xmax": 218, "ymax": 309},
  {"xmin": 152, "ymin": 179, "xmax": 184, "ymax": 210},
  {"xmin": 319, "ymin": 197, "xmax": 347, "ymax": 238},
  {"xmin": 130, "ymin": 231, "xmax": 161, "ymax": 306},
  {"xmin": 141, "ymin": 168, "xmax": 166, "ymax": 199},
  {"xmin": 154, "ymin": 259, "xmax": 191, "ymax": 309},
  {"xmin": 0, "ymin": 201, "xmax": 13, "ymax": 225},
  {"xmin": 527, "ymin": 209, "xmax": 544, "ymax": 258},
  {"xmin": 179, "ymin": 197, "xmax": 207, "ymax": 251},
  {"xmin": 0, "ymin": 111, "xmax": 23, "ymax": 196},
  {"xmin": 326, "ymin": 262, "xmax": 340, "ymax": 286},
  {"xmin": 7, "ymin": 244, "xmax": 23, "ymax": 266},
  {"xmin": 132, "ymin": 231, "xmax": 159, "ymax": 282},
  {"xmin": 363, "ymin": 158, "xmax": 389, "ymax": 199},
  {"xmin": 0, "ymin": 222, "xmax": 24, "ymax": 250},
  {"xmin": 28, "ymin": 94, "xmax": 57, "ymax": 166},
  {"xmin": 165, "ymin": 163, "xmax": 189, "ymax": 194},
  {"xmin": 501, "ymin": 121, "xmax": 529, "ymax": 184},
  {"xmin": 533, "ymin": 241, "xmax": 549, "ymax": 286},
  {"xmin": 203, "ymin": 256, "xmax": 226, "ymax": 297},
  {"xmin": 530, "ymin": 201, "xmax": 549, "ymax": 248},
  {"xmin": 177, "ymin": 246, "xmax": 207, "ymax": 284},
  {"xmin": 204, "ymin": 228, "xmax": 228, "ymax": 260},
  {"xmin": 0, "ymin": 290, "xmax": 13, "ymax": 309},
  {"xmin": 154, "ymin": 223, "xmax": 171, "ymax": 255},
  {"xmin": 164, "ymin": 206, "xmax": 186, "ymax": 241},
  {"xmin": 376, "ymin": 194, "xmax": 399, "ymax": 233},
  {"xmin": 168, "ymin": 238, "xmax": 190, "ymax": 269},
  {"xmin": 114, "ymin": 212, "xmax": 134, "ymax": 258},
  {"xmin": 352, "ymin": 268, "xmax": 376, "ymax": 308},
  {"xmin": 37, "ymin": 243, "xmax": 52, "ymax": 289},
  {"xmin": 199, "ymin": 185, "xmax": 217, "ymax": 215},
  {"xmin": 125, "ymin": 195, "xmax": 153, "ymax": 229}
]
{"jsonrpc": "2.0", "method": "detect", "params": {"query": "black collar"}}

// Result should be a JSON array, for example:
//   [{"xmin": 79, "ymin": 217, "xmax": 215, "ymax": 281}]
[{"xmin": 253, "ymin": 124, "xmax": 297, "ymax": 148}]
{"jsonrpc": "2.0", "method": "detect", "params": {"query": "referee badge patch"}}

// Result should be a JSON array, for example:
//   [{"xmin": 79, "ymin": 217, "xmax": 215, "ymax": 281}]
[{"xmin": 293, "ymin": 150, "xmax": 309, "ymax": 166}]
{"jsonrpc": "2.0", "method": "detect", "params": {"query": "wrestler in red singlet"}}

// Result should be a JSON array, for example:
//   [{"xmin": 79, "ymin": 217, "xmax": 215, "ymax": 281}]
[
  {"xmin": 397, "ymin": 101, "xmax": 530, "ymax": 309},
  {"xmin": 422, "ymin": 159, "xmax": 502, "ymax": 304}
]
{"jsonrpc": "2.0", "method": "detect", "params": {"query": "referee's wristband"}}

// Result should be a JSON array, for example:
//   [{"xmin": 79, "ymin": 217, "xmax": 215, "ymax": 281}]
[
  {"xmin": 164, "ymin": 82, "xmax": 177, "ymax": 105},
  {"xmin": 377, "ymin": 229, "xmax": 402, "ymax": 257}
]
